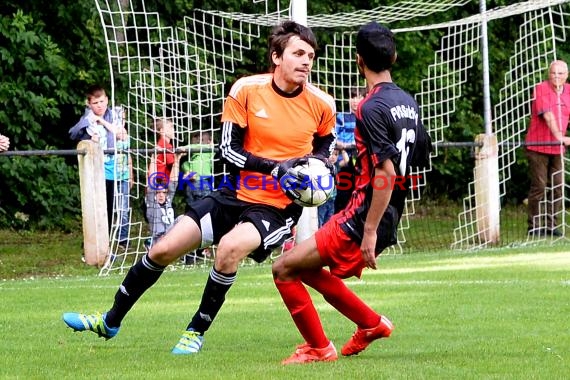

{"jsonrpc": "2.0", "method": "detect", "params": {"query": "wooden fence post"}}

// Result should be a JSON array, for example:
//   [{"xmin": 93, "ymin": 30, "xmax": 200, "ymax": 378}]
[
  {"xmin": 474, "ymin": 133, "xmax": 500, "ymax": 244},
  {"xmin": 77, "ymin": 140, "xmax": 109, "ymax": 267}
]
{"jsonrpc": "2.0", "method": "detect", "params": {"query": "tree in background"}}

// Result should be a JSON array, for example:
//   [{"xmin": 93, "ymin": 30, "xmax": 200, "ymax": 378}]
[
  {"xmin": 0, "ymin": 3, "xmax": 110, "ymax": 229},
  {"xmin": 0, "ymin": 0, "xmax": 559, "ymax": 229}
]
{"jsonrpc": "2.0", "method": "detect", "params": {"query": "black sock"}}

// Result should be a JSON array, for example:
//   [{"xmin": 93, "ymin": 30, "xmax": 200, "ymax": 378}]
[
  {"xmin": 105, "ymin": 254, "xmax": 166, "ymax": 327},
  {"xmin": 187, "ymin": 267, "xmax": 236, "ymax": 334}
]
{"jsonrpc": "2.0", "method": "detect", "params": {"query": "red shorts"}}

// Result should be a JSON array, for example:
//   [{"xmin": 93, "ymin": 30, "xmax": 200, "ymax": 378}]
[{"xmin": 315, "ymin": 212, "xmax": 366, "ymax": 279}]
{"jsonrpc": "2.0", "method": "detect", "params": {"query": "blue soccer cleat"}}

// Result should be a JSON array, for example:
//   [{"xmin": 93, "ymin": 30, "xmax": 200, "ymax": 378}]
[
  {"xmin": 62, "ymin": 312, "xmax": 119, "ymax": 340},
  {"xmin": 171, "ymin": 329, "xmax": 204, "ymax": 354}
]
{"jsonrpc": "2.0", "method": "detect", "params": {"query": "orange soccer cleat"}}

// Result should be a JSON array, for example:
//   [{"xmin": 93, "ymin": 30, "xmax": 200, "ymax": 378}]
[
  {"xmin": 341, "ymin": 315, "xmax": 394, "ymax": 356},
  {"xmin": 281, "ymin": 341, "xmax": 338, "ymax": 365}
]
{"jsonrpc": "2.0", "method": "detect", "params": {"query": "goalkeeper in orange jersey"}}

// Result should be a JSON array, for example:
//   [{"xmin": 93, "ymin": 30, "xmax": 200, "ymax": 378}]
[
  {"xmin": 272, "ymin": 21, "xmax": 432, "ymax": 365},
  {"xmin": 62, "ymin": 20, "xmax": 336, "ymax": 355}
]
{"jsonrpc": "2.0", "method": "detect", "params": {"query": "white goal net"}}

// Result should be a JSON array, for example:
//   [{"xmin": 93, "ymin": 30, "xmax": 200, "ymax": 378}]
[
  {"xmin": 94, "ymin": 0, "xmax": 570, "ymax": 275},
  {"xmin": 449, "ymin": 0, "xmax": 570, "ymax": 248}
]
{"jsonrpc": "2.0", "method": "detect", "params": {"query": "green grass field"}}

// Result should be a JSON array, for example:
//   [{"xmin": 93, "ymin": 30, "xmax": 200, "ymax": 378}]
[{"xmin": 1, "ymin": 230, "xmax": 569, "ymax": 379}]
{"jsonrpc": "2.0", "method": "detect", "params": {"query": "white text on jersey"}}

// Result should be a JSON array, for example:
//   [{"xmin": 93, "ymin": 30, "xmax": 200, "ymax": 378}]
[{"xmin": 390, "ymin": 105, "xmax": 418, "ymax": 125}]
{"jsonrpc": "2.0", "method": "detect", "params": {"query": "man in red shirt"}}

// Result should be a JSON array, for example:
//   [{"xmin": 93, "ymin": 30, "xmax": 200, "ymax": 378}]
[{"xmin": 525, "ymin": 60, "xmax": 570, "ymax": 236}]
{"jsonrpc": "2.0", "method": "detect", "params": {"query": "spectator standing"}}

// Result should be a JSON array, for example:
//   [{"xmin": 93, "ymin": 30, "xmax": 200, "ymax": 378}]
[
  {"xmin": 148, "ymin": 118, "xmax": 176, "ymax": 181},
  {"xmin": 525, "ymin": 59, "xmax": 570, "ymax": 237},
  {"xmin": 69, "ymin": 85, "xmax": 131, "ymax": 248},
  {"xmin": 145, "ymin": 153, "xmax": 184, "ymax": 250}
]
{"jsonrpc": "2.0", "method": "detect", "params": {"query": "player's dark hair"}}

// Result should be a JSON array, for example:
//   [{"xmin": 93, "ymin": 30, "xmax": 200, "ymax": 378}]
[
  {"xmin": 267, "ymin": 20, "xmax": 318, "ymax": 72},
  {"xmin": 356, "ymin": 22, "xmax": 396, "ymax": 73}
]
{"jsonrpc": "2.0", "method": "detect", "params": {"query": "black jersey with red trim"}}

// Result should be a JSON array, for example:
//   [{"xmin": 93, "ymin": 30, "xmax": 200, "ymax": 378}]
[{"xmin": 336, "ymin": 82, "xmax": 426, "ymax": 249}]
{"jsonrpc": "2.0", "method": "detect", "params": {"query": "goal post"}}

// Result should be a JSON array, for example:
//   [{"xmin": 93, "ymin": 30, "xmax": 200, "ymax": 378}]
[
  {"xmin": 289, "ymin": 0, "xmax": 319, "ymax": 244},
  {"xmin": 475, "ymin": 0, "xmax": 501, "ymax": 245},
  {"xmin": 91, "ymin": 0, "xmax": 570, "ymax": 275},
  {"xmin": 453, "ymin": 0, "xmax": 570, "ymax": 248}
]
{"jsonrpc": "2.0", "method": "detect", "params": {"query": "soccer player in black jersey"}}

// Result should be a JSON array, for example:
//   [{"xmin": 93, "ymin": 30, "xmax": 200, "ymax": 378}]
[{"xmin": 272, "ymin": 21, "xmax": 431, "ymax": 364}]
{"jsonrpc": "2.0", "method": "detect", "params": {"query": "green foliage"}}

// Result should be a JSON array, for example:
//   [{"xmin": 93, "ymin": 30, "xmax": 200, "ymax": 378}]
[
  {"xmin": 0, "ymin": 153, "xmax": 80, "ymax": 231},
  {"xmin": 0, "ymin": 11, "xmax": 65, "ymax": 144},
  {"xmin": 0, "ymin": 11, "xmax": 81, "ymax": 229},
  {"xmin": 0, "ymin": 3, "xmax": 110, "ymax": 230},
  {"xmin": 1, "ymin": 0, "xmax": 569, "ymax": 227}
]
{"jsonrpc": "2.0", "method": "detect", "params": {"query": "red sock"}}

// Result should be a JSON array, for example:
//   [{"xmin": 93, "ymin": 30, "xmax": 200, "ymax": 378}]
[
  {"xmin": 274, "ymin": 278, "xmax": 329, "ymax": 349},
  {"xmin": 301, "ymin": 269, "xmax": 380, "ymax": 328}
]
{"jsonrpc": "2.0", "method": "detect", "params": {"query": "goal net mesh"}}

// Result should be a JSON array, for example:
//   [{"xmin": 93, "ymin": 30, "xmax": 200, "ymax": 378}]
[
  {"xmin": 94, "ymin": 0, "xmax": 570, "ymax": 275},
  {"xmin": 450, "ymin": 1, "xmax": 570, "ymax": 248}
]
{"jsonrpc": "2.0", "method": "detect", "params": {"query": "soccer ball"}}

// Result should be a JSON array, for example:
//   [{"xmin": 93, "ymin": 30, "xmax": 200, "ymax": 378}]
[{"xmin": 284, "ymin": 157, "xmax": 335, "ymax": 207}]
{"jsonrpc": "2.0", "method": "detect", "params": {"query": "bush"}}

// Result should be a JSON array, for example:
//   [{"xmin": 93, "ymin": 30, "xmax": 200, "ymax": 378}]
[{"xmin": 0, "ymin": 153, "xmax": 80, "ymax": 230}]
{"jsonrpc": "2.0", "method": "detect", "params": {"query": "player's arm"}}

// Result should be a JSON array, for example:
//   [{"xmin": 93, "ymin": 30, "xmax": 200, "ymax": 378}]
[
  {"xmin": 220, "ymin": 121, "xmax": 278, "ymax": 174},
  {"xmin": 543, "ymin": 110, "xmax": 561, "ymax": 138},
  {"xmin": 312, "ymin": 132, "xmax": 336, "ymax": 160},
  {"xmin": 168, "ymin": 175, "xmax": 178, "ymax": 197},
  {"xmin": 361, "ymin": 159, "xmax": 395, "ymax": 270},
  {"xmin": 147, "ymin": 154, "xmax": 157, "ymax": 178}
]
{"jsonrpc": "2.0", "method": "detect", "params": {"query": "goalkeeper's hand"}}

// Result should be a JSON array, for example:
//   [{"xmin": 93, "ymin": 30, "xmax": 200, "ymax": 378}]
[
  {"xmin": 271, "ymin": 157, "xmax": 311, "ymax": 202},
  {"xmin": 270, "ymin": 157, "xmax": 308, "ymax": 180}
]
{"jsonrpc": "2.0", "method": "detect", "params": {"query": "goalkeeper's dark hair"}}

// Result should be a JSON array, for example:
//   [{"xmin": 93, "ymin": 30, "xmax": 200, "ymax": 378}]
[
  {"xmin": 356, "ymin": 22, "xmax": 396, "ymax": 73},
  {"xmin": 267, "ymin": 20, "xmax": 318, "ymax": 73}
]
